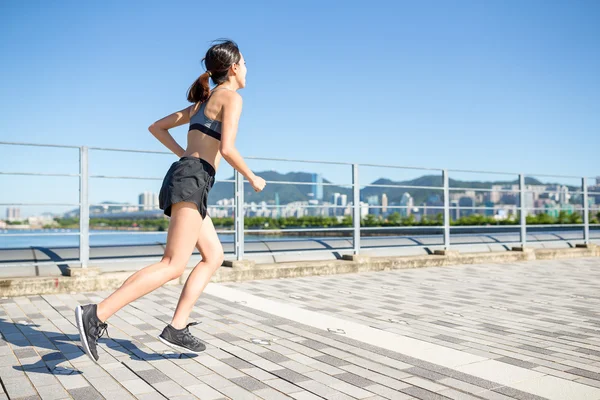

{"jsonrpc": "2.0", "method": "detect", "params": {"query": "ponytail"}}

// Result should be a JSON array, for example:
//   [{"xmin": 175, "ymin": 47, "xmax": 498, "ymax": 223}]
[
  {"xmin": 188, "ymin": 39, "xmax": 240, "ymax": 103},
  {"xmin": 187, "ymin": 71, "xmax": 211, "ymax": 103}
]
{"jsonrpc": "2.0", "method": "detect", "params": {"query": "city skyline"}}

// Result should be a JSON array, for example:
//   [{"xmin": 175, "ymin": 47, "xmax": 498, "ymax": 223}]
[{"xmin": 4, "ymin": 176, "xmax": 600, "ymax": 226}]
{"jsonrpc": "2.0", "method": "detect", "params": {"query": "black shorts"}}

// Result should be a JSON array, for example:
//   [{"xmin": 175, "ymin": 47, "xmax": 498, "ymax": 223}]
[{"xmin": 158, "ymin": 156, "xmax": 216, "ymax": 218}]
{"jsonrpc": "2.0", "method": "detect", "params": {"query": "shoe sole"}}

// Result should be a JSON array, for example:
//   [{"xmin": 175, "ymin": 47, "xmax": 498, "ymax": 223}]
[
  {"xmin": 75, "ymin": 305, "xmax": 98, "ymax": 364},
  {"xmin": 157, "ymin": 335, "xmax": 205, "ymax": 354}
]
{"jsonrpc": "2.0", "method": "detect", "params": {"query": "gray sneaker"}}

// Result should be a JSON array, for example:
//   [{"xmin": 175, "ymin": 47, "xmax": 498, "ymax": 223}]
[
  {"xmin": 75, "ymin": 304, "xmax": 109, "ymax": 362},
  {"xmin": 158, "ymin": 322, "xmax": 206, "ymax": 353}
]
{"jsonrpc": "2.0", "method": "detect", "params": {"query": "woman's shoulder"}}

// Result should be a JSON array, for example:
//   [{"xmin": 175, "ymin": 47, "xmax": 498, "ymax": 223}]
[
  {"xmin": 217, "ymin": 90, "xmax": 242, "ymax": 107},
  {"xmin": 215, "ymin": 88, "xmax": 242, "ymax": 100}
]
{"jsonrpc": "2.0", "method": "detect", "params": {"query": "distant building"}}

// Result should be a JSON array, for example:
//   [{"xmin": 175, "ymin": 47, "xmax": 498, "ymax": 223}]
[
  {"xmin": 450, "ymin": 200, "xmax": 460, "ymax": 220},
  {"xmin": 484, "ymin": 201, "xmax": 495, "ymax": 217},
  {"xmin": 400, "ymin": 193, "xmax": 413, "ymax": 217},
  {"xmin": 382, "ymin": 193, "xmax": 388, "ymax": 214},
  {"xmin": 458, "ymin": 196, "xmax": 475, "ymax": 217},
  {"xmin": 367, "ymin": 195, "xmax": 379, "ymax": 216},
  {"xmin": 139, "ymin": 191, "xmax": 159, "ymax": 210},
  {"xmin": 6, "ymin": 207, "xmax": 21, "ymax": 222},
  {"xmin": 311, "ymin": 173, "xmax": 323, "ymax": 201},
  {"xmin": 425, "ymin": 194, "xmax": 443, "ymax": 216}
]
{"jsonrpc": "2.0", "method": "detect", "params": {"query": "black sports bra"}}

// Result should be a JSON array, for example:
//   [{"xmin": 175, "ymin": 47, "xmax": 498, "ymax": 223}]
[{"xmin": 188, "ymin": 88, "xmax": 232, "ymax": 141}]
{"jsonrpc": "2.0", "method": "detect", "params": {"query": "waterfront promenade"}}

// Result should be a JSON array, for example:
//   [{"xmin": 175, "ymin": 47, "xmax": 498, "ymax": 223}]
[{"xmin": 1, "ymin": 257, "xmax": 599, "ymax": 399}]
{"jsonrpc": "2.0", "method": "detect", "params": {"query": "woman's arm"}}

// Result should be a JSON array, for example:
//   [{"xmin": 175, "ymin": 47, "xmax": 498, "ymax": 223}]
[
  {"xmin": 148, "ymin": 106, "xmax": 192, "ymax": 157},
  {"xmin": 220, "ymin": 92, "xmax": 265, "ymax": 192},
  {"xmin": 220, "ymin": 93, "xmax": 255, "ymax": 180}
]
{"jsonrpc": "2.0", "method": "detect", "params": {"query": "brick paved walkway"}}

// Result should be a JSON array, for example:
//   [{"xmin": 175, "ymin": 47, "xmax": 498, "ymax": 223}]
[{"xmin": 1, "ymin": 257, "xmax": 599, "ymax": 399}]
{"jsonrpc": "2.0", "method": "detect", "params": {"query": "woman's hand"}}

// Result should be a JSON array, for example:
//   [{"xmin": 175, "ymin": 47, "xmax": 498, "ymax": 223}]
[{"xmin": 250, "ymin": 175, "xmax": 266, "ymax": 192}]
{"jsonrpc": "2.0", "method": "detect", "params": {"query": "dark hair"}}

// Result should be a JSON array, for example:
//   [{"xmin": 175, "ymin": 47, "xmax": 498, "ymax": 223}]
[{"xmin": 187, "ymin": 39, "xmax": 241, "ymax": 103}]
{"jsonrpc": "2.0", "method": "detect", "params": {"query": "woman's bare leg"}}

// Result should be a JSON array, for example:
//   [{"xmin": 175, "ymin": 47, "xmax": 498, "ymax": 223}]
[
  {"xmin": 96, "ymin": 202, "xmax": 202, "ymax": 322},
  {"xmin": 170, "ymin": 216, "xmax": 224, "ymax": 329}
]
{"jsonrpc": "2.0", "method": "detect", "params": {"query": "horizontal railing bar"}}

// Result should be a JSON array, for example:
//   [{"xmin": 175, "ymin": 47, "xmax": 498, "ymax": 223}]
[
  {"xmin": 89, "ymin": 172, "xmax": 234, "ymax": 183},
  {"xmin": 0, "ymin": 171, "xmax": 80, "ymax": 178},
  {"xmin": 362, "ymin": 183, "xmax": 443, "ymax": 190},
  {"xmin": 89, "ymin": 203, "xmax": 158, "ymax": 208},
  {"xmin": 360, "ymin": 205, "xmax": 446, "ymax": 210},
  {"xmin": 0, "ymin": 141, "xmax": 80, "ymax": 149},
  {"xmin": 365, "ymin": 205, "xmax": 503, "ymax": 211},
  {"xmin": 243, "ymin": 247, "xmax": 354, "ymax": 255},
  {"xmin": 88, "ymin": 231, "xmax": 168, "ymax": 235},
  {"xmin": 88, "ymin": 146, "xmax": 171, "ymax": 155},
  {"xmin": 88, "ymin": 203, "xmax": 236, "ymax": 209},
  {"xmin": 90, "ymin": 175, "xmax": 163, "ymax": 181},
  {"xmin": 448, "ymin": 188, "xmax": 600, "ymax": 196},
  {"xmin": 525, "ymin": 224, "xmax": 586, "ymax": 228},
  {"xmin": 248, "ymin": 204, "xmax": 349, "ymax": 209},
  {"xmin": 244, "ymin": 155, "xmax": 352, "ymax": 166},
  {"xmin": 523, "ymin": 189, "xmax": 583, "ymax": 195},
  {"xmin": 258, "ymin": 180, "xmax": 351, "ymax": 187},
  {"xmin": 358, "ymin": 162, "xmax": 443, "ymax": 172},
  {"xmin": 88, "ymin": 254, "xmax": 234, "ymax": 265},
  {"xmin": 0, "ymin": 253, "xmax": 230, "ymax": 268},
  {"xmin": 88, "ymin": 229, "xmax": 235, "ymax": 235},
  {"xmin": 450, "ymin": 206, "xmax": 508, "ymax": 210},
  {"xmin": 356, "ymin": 225, "xmax": 592, "ymax": 230},
  {"xmin": 360, "ymin": 226, "xmax": 443, "ymax": 230},
  {"xmin": 361, "ymin": 240, "xmax": 521, "ymax": 249},
  {"xmin": 446, "ymin": 168, "xmax": 517, "ymax": 176},
  {"xmin": 526, "ymin": 207, "xmax": 584, "ymax": 211},
  {"xmin": 0, "ymin": 203, "xmax": 79, "ymax": 206},
  {"xmin": 244, "ymin": 227, "xmax": 355, "ymax": 233},
  {"xmin": 449, "ymin": 187, "xmax": 518, "ymax": 193},
  {"xmin": 525, "ymin": 173, "xmax": 588, "ymax": 179},
  {"xmin": 90, "ymin": 174, "xmax": 235, "ymax": 184},
  {"xmin": 448, "ymin": 225, "xmax": 520, "ymax": 229},
  {"xmin": 0, "ymin": 232, "xmax": 81, "ymax": 237}
]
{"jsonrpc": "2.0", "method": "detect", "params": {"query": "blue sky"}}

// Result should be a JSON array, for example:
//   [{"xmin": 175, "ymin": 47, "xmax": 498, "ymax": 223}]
[{"xmin": 1, "ymin": 0, "xmax": 599, "ymax": 218}]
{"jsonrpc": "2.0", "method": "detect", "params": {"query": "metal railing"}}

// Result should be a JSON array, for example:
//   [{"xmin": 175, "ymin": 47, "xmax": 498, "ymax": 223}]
[{"xmin": 1, "ymin": 140, "xmax": 599, "ymax": 269}]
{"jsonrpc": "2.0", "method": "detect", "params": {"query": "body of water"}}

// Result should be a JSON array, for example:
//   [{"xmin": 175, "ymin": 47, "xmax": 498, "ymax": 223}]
[{"xmin": 0, "ymin": 229, "xmax": 338, "ymax": 249}]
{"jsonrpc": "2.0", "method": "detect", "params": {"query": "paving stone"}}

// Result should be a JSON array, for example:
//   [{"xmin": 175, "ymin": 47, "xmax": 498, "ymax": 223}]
[
  {"xmin": 221, "ymin": 356, "xmax": 255, "ymax": 369},
  {"xmin": 35, "ymin": 384, "xmax": 71, "ymax": 400},
  {"xmin": 333, "ymin": 371, "xmax": 376, "ymax": 387},
  {"xmin": 271, "ymin": 368, "xmax": 311, "ymax": 383},
  {"xmin": 136, "ymin": 368, "xmax": 171, "ymax": 384},
  {"xmin": 230, "ymin": 375, "xmax": 270, "ymax": 391},
  {"xmin": 492, "ymin": 386, "xmax": 549, "ymax": 400},
  {"xmin": 496, "ymin": 357, "xmax": 539, "ymax": 369},
  {"xmin": 68, "ymin": 386, "xmax": 104, "ymax": 400}
]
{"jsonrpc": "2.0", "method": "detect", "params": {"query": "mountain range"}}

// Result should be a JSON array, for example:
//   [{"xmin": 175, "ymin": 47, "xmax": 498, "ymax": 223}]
[{"xmin": 207, "ymin": 171, "xmax": 572, "ymax": 206}]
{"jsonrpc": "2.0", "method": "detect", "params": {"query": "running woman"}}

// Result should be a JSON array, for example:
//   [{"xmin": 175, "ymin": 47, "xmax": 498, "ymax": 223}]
[{"xmin": 76, "ymin": 39, "xmax": 265, "ymax": 362}]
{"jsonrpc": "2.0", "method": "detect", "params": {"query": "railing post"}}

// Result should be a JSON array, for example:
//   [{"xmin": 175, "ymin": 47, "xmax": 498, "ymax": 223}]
[
  {"xmin": 352, "ymin": 164, "xmax": 360, "ymax": 254},
  {"xmin": 79, "ymin": 146, "xmax": 89, "ymax": 268},
  {"xmin": 234, "ymin": 170, "xmax": 245, "ymax": 260},
  {"xmin": 519, "ymin": 173, "xmax": 527, "ymax": 248},
  {"xmin": 583, "ymin": 177, "xmax": 590, "ymax": 245},
  {"xmin": 443, "ymin": 169, "xmax": 450, "ymax": 250}
]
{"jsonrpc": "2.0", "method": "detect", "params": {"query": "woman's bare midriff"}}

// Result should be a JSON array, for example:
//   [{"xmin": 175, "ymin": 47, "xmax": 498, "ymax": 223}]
[
  {"xmin": 182, "ymin": 132, "xmax": 222, "ymax": 171},
  {"xmin": 181, "ymin": 97, "xmax": 225, "ymax": 171}
]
